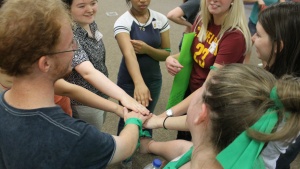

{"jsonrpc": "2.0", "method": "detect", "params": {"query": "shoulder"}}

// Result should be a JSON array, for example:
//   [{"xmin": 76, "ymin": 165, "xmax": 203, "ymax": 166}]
[
  {"xmin": 222, "ymin": 29, "xmax": 245, "ymax": 41},
  {"xmin": 114, "ymin": 11, "xmax": 134, "ymax": 35},
  {"xmin": 114, "ymin": 11, "xmax": 133, "ymax": 27},
  {"xmin": 149, "ymin": 9, "xmax": 170, "ymax": 31}
]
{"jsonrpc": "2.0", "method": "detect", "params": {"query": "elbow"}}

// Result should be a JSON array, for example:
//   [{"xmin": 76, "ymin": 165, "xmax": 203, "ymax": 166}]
[{"xmin": 167, "ymin": 12, "xmax": 175, "ymax": 20}]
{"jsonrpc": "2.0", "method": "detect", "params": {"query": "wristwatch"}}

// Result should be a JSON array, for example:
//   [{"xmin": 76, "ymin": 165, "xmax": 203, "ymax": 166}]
[{"xmin": 166, "ymin": 109, "xmax": 173, "ymax": 117}]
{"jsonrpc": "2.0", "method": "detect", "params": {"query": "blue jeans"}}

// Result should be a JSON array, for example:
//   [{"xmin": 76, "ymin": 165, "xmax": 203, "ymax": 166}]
[{"xmin": 117, "ymin": 79, "xmax": 162, "ymax": 136}]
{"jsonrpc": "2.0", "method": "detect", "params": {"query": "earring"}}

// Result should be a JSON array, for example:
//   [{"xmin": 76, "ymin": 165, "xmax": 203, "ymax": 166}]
[{"xmin": 231, "ymin": 2, "xmax": 233, "ymax": 6}]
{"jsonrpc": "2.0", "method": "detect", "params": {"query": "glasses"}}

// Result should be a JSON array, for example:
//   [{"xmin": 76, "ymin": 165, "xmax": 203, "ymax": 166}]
[{"xmin": 46, "ymin": 38, "xmax": 79, "ymax": 55}]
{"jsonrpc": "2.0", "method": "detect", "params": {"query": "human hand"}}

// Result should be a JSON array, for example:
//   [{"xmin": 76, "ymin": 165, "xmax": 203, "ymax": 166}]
[
  {"xmin": 258, "ymin": 0, "xmax": 266, "ymax": 11},
  {"xmin": 165, "ymin": 56, "xmax": 183, "ymax": 76},
  {"xmin": 130, "ymin": 40, "xmax": 148, "ymax": 54},
  {"xmin": 134, "ymin": 83, "xmax": 152, "ymax": 107},
  {"xmin": 123, "ymin": 107, "xmax": 151, "ymax": 124},
  {"xmin": 259, "ymin": 4, "xmax": 267, "ymax": 11},
  {"xmin": 120, "ymin": 94, "xmax": 150, "ymax": 115}
]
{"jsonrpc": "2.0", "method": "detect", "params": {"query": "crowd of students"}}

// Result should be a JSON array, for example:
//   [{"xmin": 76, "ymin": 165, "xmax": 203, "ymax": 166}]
[{"xmin": 0, "ymin": 0, "xmax": 300, "ymax": 168}]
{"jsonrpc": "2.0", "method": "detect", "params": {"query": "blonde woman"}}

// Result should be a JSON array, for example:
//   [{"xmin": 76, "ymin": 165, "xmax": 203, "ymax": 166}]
[{"xmin": 164, "ymin": 0, "xmax": 251, "ymax": 141}]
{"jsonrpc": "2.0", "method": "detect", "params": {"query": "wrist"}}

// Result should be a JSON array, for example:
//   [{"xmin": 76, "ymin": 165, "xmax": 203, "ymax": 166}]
[
  {"xmin": 125, "ymin": 118, "xmax": 142, "ymax": 129},
  {"xmin": 163, "ymin": 116, "xmax": 170, "ymax": 130},
  {"xmin": 166, "ymin": 109, "xmax": 173, "ymax": 117}
]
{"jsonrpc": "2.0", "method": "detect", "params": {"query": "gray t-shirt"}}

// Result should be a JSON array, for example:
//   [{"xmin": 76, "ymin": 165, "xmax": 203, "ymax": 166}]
[{"xmin": 180, "ymin": 0, "xmax": 200, "ymax": 24}]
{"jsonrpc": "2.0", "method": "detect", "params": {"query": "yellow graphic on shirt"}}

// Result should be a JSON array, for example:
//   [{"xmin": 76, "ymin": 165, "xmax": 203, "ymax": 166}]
[{"xmin": 193, "ymin": 26, "xmax": 219, "ymax": 68}]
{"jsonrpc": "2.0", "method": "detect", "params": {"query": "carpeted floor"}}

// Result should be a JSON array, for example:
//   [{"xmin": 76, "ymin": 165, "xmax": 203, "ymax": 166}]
[{"xmin": 97, "ymin": 0, "xmax": 300, "ymax": 168}]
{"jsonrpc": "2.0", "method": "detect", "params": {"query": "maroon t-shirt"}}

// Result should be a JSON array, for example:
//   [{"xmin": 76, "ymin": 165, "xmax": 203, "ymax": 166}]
[{"xmin": 189, "ymin": 20, "xmax": 246, "ymax": 92}]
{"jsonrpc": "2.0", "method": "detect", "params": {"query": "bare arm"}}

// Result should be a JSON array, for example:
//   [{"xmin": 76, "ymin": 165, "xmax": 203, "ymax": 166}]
[
  {"xmin": 115, "ymin": 32, "xmax": 151, "ymax": 107},
  {"xmin": 143, "ymin": 114, "xmax": 189, "ymax": 131},
  {"xmin": 130, "ymin": 30, "xmax": 171, "ymax": 61},
  {"xmin": 146, "ymin": 140, "xmax": 192, "ymax": 161},
  {"xmin": 54, "ymin": 79, "xmax": 124, "ymax": 117},
  {"xmin": 109, "ymin": 108, "xmax": 151, "ymax": 164},
  {"xmin": 167, "ymin": 7, "xmax": 193, "ymax": 31},
  {"xmin": 74, "ymin": 61, "xmax": 149, "ymax": 115},
  {"xmin": 163, "ymin": 63, "xmax": 223, "ymax": 117}
]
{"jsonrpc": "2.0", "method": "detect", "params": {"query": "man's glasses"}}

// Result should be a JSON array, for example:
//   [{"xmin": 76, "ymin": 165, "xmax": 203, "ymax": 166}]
[{"xmin": 46, "ymin": 38, "xmax": 79, "ymax": 55}]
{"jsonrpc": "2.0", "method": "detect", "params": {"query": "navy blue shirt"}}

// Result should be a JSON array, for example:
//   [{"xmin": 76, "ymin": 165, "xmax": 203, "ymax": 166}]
[
  {"xmin": 114, "ymin": 9, "xmax": 170, "ymax": 85},
  {"xmin": 0, "ymin": 92, "xmax": 115, "ymax": 169}
]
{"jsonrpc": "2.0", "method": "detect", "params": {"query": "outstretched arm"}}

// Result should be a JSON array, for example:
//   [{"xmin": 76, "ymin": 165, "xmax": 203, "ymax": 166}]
[
  {"xmin": 54, "ymin": 79, "xmax": 124, "ymax": 117},
  {"xmin": 143, "ymin": 114, "xmax": 189, "ymax": 131},
  {"xmin": 74, "ymin": 62, "xmax": 149, "ymax": 115},
  {"xmin": 110, "ymin": 108, "xmax": 151, "ymax": 164}
]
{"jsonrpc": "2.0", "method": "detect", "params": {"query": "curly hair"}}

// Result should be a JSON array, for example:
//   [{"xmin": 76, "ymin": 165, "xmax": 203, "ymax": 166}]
[{"xmin": 0, "ymin": 0, "xmax": 71, "ymax": 76}]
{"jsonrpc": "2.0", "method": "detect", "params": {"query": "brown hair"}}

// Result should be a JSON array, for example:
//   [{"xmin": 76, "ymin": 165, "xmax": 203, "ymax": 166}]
[
  {"xmin": 0, "ymin": 0, "xmax": 71, "ymax": 76},
  {"xmin": 203, "ymin": 64, "xmax": 300, "ymax": 152},
  {"xmin": 259, "ymin": 2, "xmax": 300, "ymax": 77}
]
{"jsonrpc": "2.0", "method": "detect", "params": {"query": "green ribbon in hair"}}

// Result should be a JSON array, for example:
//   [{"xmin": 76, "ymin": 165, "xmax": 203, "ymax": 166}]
[{"xmin": 216, "ymin": 87, "xmax": 284, "ymax": 169}]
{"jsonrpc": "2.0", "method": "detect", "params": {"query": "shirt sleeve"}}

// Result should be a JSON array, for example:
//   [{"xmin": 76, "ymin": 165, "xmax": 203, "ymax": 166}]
[
  {"xmin": 72, "ymin": 39, "xmax": 89, "ymax": 68},
  {"xmin": 180, "ymin": 0, "xmax": 200, "ymax": 23},
  {"xmin": 159, "ymin": 13, "xmax": 170, "ymax": 33},
  {"xmin": 153, "ymin": 10, "xmax": 170, "ymax": 33},
  {"xmin": 114, "ymin": 12, "xmax": 132, "ymax": 37},
  {"xmin": 215, "ymin": 30, "xmax": 246, "ymax": 64}
]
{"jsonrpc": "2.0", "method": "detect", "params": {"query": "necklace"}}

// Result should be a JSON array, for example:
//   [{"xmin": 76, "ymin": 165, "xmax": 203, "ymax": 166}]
[{"xmin": 131, "ymin": 9, "xmax": 150, "ymax": 31}]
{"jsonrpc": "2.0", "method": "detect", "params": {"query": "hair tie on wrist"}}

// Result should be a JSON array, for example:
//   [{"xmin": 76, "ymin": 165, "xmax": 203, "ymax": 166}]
[{"xmin": 163, "ymin": 116, "xmax": 169, "ymax": 130}]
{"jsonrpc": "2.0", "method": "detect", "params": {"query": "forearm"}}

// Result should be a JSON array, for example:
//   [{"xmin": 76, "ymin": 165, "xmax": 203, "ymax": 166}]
[
  {"xmin": 110, "ymin": 124, "xmax": 139, "ymax": 164},
  {"xmin": 171, "ymin": 17, "xmax": 193, "ymax": 28},
  {"xmin": 148, "ymin": 140, "xmax": 191, "ymax": 161},
  {"xmin": 124, "ymin": 56, "xmax": 146, "ymax": 86},
  {"xmin": 55, "ymin": 79, "xmax": 124, "ymax": 117},
  {"xmin": 83, "ymin": 70, "xmax": 128, "ymax": 101},
  {"xmin": 145, "ymin": 46, "xmax": 170, "ymax": 61},
  {"xmin": 163, "ymin": 116, "xmax": 188, "ymax": 131},
  {"xmin": 166, "ymin": 94, "xmax": 193, "ymax": 116}
]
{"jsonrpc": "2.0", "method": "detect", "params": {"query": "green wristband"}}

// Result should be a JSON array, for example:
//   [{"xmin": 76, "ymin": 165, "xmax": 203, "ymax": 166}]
[
  {"xmin": 125, "ymin": 118, "xmax": 142, "ymax": 129},
  {"xmin": 164, "ymin": 48, "xmax": 171, "ymax": 52}
]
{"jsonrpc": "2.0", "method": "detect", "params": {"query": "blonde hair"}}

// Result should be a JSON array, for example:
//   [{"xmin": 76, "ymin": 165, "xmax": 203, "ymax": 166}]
[
  {"xmin": 197, "ymin": 0, "xmax": 251, "ymax": 55},
  {"xmin": 0, "ymin": 0, "xmax": 71, "ymax": 76},
  {"xmin": 203, "ymin": 64, "xmax": 300, "ymax": 152}
]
